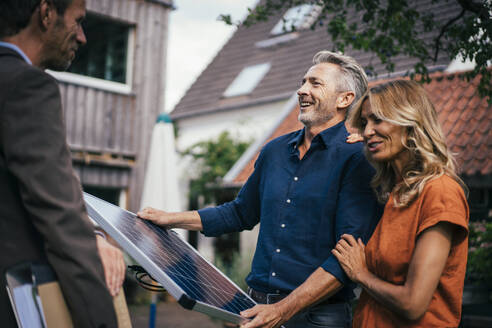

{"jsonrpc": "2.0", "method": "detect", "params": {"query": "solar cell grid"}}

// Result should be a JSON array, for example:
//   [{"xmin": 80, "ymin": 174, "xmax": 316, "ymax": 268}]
[{"xmin": 83, "ymin": 193, "xmax": 255, "ymax": 324}]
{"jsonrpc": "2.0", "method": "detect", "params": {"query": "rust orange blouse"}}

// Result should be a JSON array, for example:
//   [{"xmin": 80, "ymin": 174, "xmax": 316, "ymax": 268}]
[{"xmin": 353, "ymin": 175, "xmax": 469, "ymax": 327}]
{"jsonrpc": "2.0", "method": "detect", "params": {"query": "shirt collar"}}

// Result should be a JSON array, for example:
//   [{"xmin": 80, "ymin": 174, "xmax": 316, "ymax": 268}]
[
  {"xmin": 318, "ymin": 121, "xmax": 347, "ymax": 146},
  {"xmin": 287, "ymin": 129, "xmax": 305, "ymax": 149},
  {"xmin": 0, "ymin": 42, "xmax": 32, "ymax": 65},
  {"xmin": 287, "ymin": 121, "xmax": 347, "ymax": 150}
]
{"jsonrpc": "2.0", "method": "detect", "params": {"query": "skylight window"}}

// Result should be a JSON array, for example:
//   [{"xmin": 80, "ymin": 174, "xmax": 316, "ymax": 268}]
[
  {"xmin": 270, "ymin": 4, "xmax": 320, "ymax": 35},
  {"xmin": 223, "ymin": 63, "xmax": 271, "ymax": 98}
]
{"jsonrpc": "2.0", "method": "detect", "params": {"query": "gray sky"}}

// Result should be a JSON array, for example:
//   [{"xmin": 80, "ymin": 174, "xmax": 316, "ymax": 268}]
[{"xmin": 165, "ymin": 0, "xmax": 259, "ymax": 112}]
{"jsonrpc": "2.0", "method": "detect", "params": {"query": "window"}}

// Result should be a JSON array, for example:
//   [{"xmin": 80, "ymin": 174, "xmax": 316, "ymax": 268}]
[
  {"xmin": 270, "ymin": 4, "xmax": 320, "ymax": 35},
  {"xmin": 83, "ymin": 186, "xmax": 122, "ymax": 206},
  {"xmin": 68, "ymin": 13, "xmax": 132, "ymax": 84},
  {"xmin": 223, "ymin": 63, "xmax": 271, "ymax": 98}
]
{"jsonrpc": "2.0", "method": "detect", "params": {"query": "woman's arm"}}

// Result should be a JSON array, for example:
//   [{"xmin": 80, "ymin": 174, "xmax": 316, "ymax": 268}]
[{"xmin": 332, "ymin": 222, "xmax": 454, "ymax": 320}]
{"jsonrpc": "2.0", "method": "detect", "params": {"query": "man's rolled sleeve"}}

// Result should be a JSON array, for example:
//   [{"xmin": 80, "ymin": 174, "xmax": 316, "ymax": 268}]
[
  {"xmin": 321, "ymin": 256, "xmax": 349, "ymax": 285},
  {"xmin": 323, "ymin": 150, "xmax": 382, "ymax": 285},
  {"xmin": 199, "ymin": 153, "xmax": 264, "ymax": 236},
  {"xmin": 199, "ymin": 206, "xmax": 234, "ymax": 236}
]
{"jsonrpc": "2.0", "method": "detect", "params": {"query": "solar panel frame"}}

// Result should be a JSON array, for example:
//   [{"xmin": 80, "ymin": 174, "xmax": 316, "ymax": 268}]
[{"xmin": 83, "ymin": 192, "xmax": 255, "ymax": 324}]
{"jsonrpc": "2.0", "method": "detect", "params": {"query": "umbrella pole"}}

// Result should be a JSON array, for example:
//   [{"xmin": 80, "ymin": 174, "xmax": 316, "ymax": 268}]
[{"xmin": 149, "ymin": 292, "xmax": 158, "ymax": 328}]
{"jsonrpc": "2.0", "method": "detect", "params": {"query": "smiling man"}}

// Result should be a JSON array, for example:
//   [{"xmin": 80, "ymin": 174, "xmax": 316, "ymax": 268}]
[
  {"xmin": 0, "ymin": 0, "xmax": 124, "ymax": 326},
  {"xmin": 138, "ymin": 51, "xmax": 382, "ymax": 328}
]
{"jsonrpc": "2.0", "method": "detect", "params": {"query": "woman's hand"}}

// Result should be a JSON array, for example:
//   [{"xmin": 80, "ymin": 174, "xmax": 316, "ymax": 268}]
[
  {"xmin": 346, "ymin": 133, "xmax": 364, "ymax": 144},
  {"xmin": 332, "ymin": 234, "xmax": 369, "ymax": 284}
]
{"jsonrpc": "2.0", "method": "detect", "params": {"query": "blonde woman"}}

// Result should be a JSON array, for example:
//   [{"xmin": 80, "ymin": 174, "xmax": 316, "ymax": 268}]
[{"xmin": 333, "ymin": 80, "xmax": 469, "ymax": 327}]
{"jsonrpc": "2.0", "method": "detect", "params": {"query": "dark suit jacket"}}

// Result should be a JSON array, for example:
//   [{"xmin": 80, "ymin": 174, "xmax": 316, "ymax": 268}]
[{"xmin": 0, "ymin": 46, "xmax": 117, "ymax": 327}]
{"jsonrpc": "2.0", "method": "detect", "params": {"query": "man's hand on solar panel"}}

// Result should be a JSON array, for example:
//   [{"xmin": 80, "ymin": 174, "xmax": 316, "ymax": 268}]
[
  {"xmin": 96, "ymin": 235, "xmax": 126, "ymax": 296},
  {"xmin": 240, "ymin": 302, "xmax": 293, "ymax": 328},
  {"xmin": 138, "ymin": 207, "xmax": 204, "ymax": 231}
]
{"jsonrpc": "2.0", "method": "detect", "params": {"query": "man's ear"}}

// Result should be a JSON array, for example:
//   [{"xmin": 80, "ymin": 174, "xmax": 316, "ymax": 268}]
[
  {"xmin": 38, "ymin": 0, "xmax": 56, "ymax": 31},
  {"xmin": 336, "ymin": 91, "xmax": 356, "ymax": 110}
]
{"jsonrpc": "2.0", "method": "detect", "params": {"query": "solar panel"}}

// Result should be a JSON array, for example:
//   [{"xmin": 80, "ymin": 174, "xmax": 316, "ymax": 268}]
[{"xmin": 83, "ymin": 192, "xmax": 255, "ymax": 324}]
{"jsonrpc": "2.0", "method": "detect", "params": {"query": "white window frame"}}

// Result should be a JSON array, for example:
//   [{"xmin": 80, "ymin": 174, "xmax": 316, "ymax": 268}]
[{"xmin": 47, "ymin": 26, "xmax": 135, "ymax": 95}]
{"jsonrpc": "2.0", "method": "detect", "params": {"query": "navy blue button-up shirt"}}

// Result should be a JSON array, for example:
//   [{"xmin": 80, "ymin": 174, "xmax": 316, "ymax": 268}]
[{"xmin": 199, "ymin": 122, "xmax": 382, "ymax": 300}]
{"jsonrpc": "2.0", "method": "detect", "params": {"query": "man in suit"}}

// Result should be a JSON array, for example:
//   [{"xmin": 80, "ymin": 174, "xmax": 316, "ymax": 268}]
[{"xmin": 0, "ymin": 0, "xmax": 125, "ymax": 326}]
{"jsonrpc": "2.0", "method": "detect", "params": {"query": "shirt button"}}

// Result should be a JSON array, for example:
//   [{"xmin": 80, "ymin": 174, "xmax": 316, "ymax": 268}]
[
  {"xmin": 281, "ymin": 224, "xmax": 286, "ymax": 228},
  {"xmin": 294, "ymin": 177, "xmax": 298, "ymax": 181},
  {"xmin": 276, "ymin": 249, "xmax": 280, "ymax": 253},
  {"xmin": 272, "ymin": 272, "xmax": 276, "ymax": 277},
  {"xmin": 286, "ymin": 199, "xmax": 291, "ymax": 203}
]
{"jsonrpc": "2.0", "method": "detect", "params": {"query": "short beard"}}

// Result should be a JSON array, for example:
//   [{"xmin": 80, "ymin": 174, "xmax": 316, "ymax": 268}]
[
  {"xmin": 43, "ymin": 58, "xmax": 72, "ymax": 71},
  {"xmin": 298, "ymin": 110, "xmax": 335, "ymax": 128},
  {"xmin": 41, "ymin": 17, "xmax": 73, "ymax": 71}
]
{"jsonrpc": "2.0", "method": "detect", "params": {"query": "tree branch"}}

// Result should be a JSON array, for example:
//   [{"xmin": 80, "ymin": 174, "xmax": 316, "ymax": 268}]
[
  {"xmin": 433, "ymin": 8, "xmax": 465, "ymax": 62},
  {"xmin": 455, "ymin": 0, "xmax": 491, "ymax": 23}
]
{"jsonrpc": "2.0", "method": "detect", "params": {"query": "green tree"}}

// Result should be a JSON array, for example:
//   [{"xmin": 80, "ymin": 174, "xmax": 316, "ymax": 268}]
[
  {"xmin": 183, "ymin": 131, "xmax": 251, "ymax": 204},
  {"xmin": 221, "ymin": 0, "xmax": 492, "ymax": 102}
]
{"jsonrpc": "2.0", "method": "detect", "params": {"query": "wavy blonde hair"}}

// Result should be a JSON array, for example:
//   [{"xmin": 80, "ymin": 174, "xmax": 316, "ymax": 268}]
[{"xmin": 349, "ymin": 79, "xmax": 466, "ymax": 207}]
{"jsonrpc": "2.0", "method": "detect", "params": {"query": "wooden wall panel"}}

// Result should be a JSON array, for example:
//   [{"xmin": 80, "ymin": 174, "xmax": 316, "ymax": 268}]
[
  {"xmin": 73, "ymin": 164, "xmax": 130, "ymax": 189},
  {"xmin": 59, "ymin": 0, "xmax": 171, "ymax": 210}
]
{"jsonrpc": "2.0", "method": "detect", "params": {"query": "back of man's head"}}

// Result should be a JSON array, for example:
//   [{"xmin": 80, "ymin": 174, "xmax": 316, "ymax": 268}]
[
  {"xmin": 0, "ymin": 0, "xmax": 73, "ymax": 39},
  {"xmin": 313, "ymin": 51, "xmax": 368, "ymax": 114}
]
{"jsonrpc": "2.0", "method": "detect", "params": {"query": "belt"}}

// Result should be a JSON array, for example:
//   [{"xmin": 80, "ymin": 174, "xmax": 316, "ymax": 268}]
[
  {"xmin": 248, "ymin": 288, "xmax": 288, "ymax": 304},
  {"xmin": 248, "ymin": 288, "xmax": 346, "ymax": 305}
]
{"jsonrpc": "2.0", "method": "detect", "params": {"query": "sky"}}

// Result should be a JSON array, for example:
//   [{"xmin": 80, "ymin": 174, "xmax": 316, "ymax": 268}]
[{"xmin": 165, "ymin": 0, "xmax": 259, "ymax": 112}]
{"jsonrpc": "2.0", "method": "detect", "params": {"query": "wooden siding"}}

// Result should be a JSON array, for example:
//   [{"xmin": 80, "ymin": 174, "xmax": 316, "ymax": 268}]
[
  {"xmin": 61, "ymin": 85, "xmax": 137, "ymax": 156},
  {"xmin": 73, "ymin": 165, "xmax": 131, "ymax": 189},
  {"xmin": 60, "ymin": 0, "xmax": 170, "ymax": 211}
]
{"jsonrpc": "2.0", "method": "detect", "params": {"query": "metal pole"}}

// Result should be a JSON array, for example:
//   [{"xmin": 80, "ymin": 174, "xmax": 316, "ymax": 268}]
[{"xmin": 149, "ymin": 292, "xmax": 158, "ymax": 328}]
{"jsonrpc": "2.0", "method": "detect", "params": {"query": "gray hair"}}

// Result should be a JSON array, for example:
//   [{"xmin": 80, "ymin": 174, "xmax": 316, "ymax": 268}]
[{"xmin": 313, "ymin": 51, "xmax": 368, "ymax": 114}]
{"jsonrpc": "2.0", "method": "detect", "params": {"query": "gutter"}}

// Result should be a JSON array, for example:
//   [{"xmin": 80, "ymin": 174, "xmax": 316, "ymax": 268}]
[{"xmin": 145, "ymin": 0, "xmax": 175, "ymax": 9}]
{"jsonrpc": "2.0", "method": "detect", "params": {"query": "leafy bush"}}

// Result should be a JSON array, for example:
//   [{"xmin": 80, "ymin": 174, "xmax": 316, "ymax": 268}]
[
  {"xmin": 466, "ymin": 221, "xmax": 492, "ymax": 287},
  {"xmin": 183, "ymin": 131, "xmax": 251, "ymax": 204}
]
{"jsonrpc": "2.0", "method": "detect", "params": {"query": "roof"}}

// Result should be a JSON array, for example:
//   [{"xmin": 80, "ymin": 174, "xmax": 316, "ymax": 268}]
[
  {"xmin": 170, "ymin": 0, "xmax": 462, "ymax": 120},
  {"xmin": 225, "ymin": 71, "xmax": 492, "ymax": 185},
  {"xmin": 145, "ymin": 0, "xmax": 174, "ymax": 8}
]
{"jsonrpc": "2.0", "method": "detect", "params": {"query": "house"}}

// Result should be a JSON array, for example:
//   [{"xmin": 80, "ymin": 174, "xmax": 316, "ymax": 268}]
[
  {"xmin": 48, "ymin": 0, "xmax": 173, "ymax": 212},
  {"xmin": 223, "ymin": 71, "xmax": 492, "ymax": 256},
  {"xmin": 170, "ymin": 0, "xmax": 462, "ymax": 151},
  {"xmin": 169, "ymin": 0, "xmax": 473, "ymax": 257}
]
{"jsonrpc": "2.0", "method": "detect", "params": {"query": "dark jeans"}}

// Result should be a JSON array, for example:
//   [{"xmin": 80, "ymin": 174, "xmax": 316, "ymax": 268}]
[
  {"xmin": 248, "ymin": 288, "xmax": 352, "ymax": 328},
  {"xmin": 284, "ymin": 302, "xmax": 352, "ymax": 328}
]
